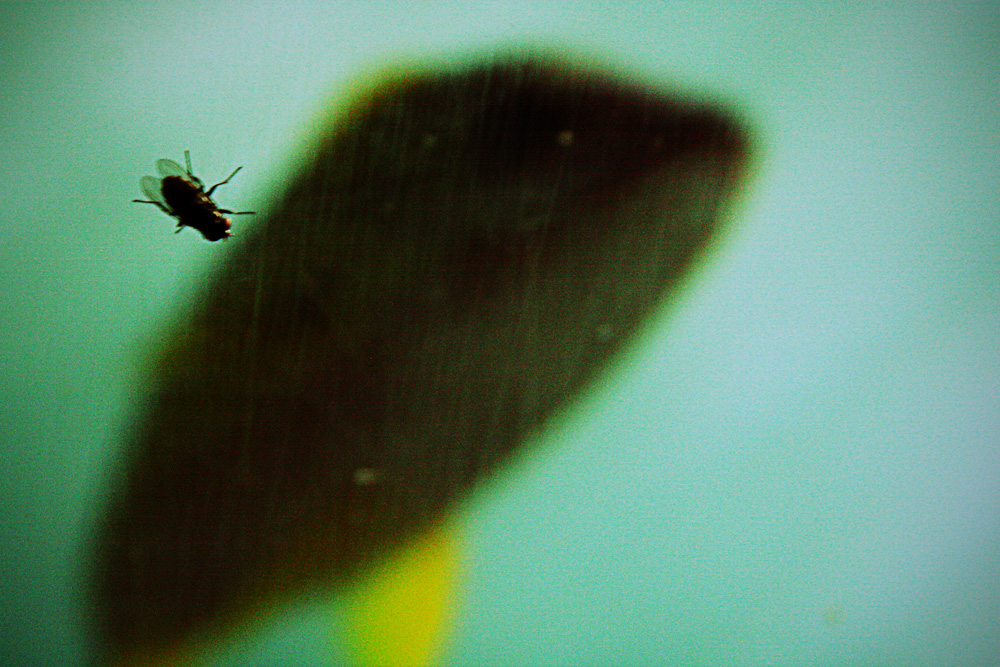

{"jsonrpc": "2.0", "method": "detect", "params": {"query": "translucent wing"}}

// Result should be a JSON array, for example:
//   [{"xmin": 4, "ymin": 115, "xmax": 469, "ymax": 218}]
[
  {"xmin": 139, "ymin": 175, "xmax": 167, "ymax": 205},
  {"xmin": 156, "ymin": 158, "xmax": 187, "ymax": 178}
]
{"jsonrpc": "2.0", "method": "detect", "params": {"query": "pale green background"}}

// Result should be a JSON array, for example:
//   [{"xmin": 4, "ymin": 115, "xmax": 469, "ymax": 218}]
[{"xmin": 1, "ymin": 2, "xmax": 998, "ymax": 666}]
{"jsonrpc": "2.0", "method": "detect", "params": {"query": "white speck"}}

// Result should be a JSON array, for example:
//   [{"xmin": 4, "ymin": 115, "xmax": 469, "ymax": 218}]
[
  {"xmin": 421, "ymin": 133, "xmax": 438, "ymax": 149},
  {"xmin": 557, "ymin": 130, "xmax": 574, "ymax": 147}
]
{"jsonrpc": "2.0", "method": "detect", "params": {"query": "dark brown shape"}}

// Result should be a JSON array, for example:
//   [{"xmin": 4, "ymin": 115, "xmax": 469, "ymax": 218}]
[{"xmin": 93, "ymin": 55, "xmax": 750, "ymax": 664}]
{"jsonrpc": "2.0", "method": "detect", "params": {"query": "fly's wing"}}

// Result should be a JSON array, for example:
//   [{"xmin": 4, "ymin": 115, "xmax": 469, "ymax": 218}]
[
  {"xmin": 139, "ymin": 175, "xmax": 167, "ymax": 205},
  {"xmin": 155, "ymin": 158, "xmax": 186, "ymax": 178}
]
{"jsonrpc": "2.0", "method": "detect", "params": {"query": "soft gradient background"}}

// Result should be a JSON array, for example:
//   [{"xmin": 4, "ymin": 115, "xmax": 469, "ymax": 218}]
[{"xmin": 2, "ymin": 2, "xmax": 997, "ymax": 665}]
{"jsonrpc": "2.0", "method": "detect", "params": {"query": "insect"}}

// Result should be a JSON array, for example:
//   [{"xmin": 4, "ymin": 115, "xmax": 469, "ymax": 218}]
[{"xmin": 133, "ymin": 150, "xmax": 254, "ymax": 241}]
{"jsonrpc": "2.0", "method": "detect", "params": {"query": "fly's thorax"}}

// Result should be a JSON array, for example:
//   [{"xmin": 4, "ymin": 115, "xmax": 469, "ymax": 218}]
[{"xmin": 159, "ymin": 175, "xmax": 204, "ymax": 210}]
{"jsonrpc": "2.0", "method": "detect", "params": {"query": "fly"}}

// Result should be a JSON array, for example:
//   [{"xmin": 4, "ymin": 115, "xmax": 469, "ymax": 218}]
[{"xmin": 133, "ymin": 150, "xmax": 254, "ymax": 241}]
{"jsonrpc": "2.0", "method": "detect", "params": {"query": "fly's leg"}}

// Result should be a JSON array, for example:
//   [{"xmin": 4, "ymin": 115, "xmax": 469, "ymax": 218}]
[
  {"xmin": 205, "ymin": 166, "xmax": 244, "ymax": 197},
  {"xmin": 218, "ymin": 208, "xmax": 255, "ymax": 215},
  {"xmin": 183, "ymin": 150, "xmax": 206, "ymax": 189}
]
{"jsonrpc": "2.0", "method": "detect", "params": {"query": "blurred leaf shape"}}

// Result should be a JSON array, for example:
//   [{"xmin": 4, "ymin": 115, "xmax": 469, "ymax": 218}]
[{"xmin": 91, "ymin": 53, "xmax": 751, "ymax": 665}]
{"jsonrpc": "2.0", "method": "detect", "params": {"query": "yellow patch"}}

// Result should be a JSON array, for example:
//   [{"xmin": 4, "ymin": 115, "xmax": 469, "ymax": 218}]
[{"xmin": 342, "ymin": 524, "xmax": 461, "ymax": 667}]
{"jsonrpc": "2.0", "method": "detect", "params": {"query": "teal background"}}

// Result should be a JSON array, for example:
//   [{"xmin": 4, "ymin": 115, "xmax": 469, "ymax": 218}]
[{"xmin": 2, "ymin": 2, "xmax": 998, "ymax": 665}]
